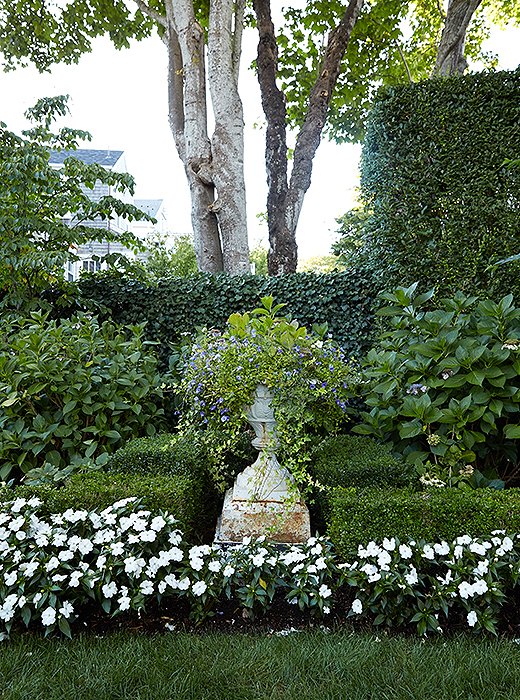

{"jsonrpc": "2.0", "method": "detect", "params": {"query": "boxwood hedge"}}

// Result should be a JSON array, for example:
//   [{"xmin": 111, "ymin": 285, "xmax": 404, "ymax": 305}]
[{"xmin": 328, "ymin": 486, "xmax": 520, "ymax": 559}]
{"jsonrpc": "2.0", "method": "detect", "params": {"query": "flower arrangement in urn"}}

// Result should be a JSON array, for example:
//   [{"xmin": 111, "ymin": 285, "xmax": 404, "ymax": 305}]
[{"xmin": 179, "ymin": 296, "xmax": 356, "ymax": 495}]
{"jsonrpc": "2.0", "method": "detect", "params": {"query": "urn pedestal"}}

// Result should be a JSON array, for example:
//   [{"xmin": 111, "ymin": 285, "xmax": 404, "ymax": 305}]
[{"xmin": 214, "ymin": 385, "xmax": 311, "ymax": 545}]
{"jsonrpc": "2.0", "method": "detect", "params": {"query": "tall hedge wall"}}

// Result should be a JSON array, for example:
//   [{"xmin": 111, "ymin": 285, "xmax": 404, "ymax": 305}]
[
  {"xmin": 360, "ymin": 69, "xmax": 520, "ymax": 299},
  {"xmin": 75, "ymin": 270, "xmax": 377, "ymax": 365}
]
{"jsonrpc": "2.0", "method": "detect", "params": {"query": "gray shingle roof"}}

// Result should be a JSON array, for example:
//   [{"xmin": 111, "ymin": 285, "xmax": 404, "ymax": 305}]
[
  {"xmin": 134, "ymin": 199, "xmax": 163, "ymax": 217},
  {"xmin": 49, "ymin": 149, "xmax": 124, "ymax": 167}
]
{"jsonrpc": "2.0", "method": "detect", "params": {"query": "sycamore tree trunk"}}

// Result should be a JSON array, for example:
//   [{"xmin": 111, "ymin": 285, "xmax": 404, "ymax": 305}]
[
  {"xmin": 253, "ymin": 0, "xmax": 365, "ymax": 275},
  {"xmin": 139, "ymin": 0, "xmax": 249, "ymax": 274},
  {"xmin": 433, "ymin": 0, "xmax": 484, "ymax": 76}
]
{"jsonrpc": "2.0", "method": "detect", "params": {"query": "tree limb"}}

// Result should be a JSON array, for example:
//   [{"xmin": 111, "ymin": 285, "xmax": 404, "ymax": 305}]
[{"xmin": 133, "ymin": 0, "xmax": 168, "ymax": 28}]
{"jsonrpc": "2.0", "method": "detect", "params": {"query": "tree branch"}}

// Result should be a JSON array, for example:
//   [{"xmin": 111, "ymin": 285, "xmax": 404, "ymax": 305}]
[
  {"xmin": 133, "ymin": 0, "xmax": 167, "ymax": 28},
  {"xmin": 287, "ymin": 0, "xmax": 364, "ymax": 227},
  {"xmin": 232, "ymin": 0, "xmax": 245, "ymax": 83}
]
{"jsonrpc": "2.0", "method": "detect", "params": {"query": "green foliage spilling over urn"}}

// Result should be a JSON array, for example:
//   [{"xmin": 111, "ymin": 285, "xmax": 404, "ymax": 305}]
[
  {"xmin": 356, "ymin": 69, "xmax": 520, "ymax": 298},
  {"xmin": 178, "ymin": 296, "xmax": 357, "ymax": 492}
]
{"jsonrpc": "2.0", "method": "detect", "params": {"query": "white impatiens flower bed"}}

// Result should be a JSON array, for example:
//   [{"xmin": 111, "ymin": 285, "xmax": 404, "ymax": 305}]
[
  {"xmin": 0, "ymin": 497, "xmax": 336, "ymax": 638},
  {"xmin": 0, "ymin": 496, "xmax": 519, "ymax": 639}
]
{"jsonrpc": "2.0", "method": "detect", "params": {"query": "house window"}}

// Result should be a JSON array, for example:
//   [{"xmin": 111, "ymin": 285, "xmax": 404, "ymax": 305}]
[
  {"xmin": 82, "ymin": 259, "xmax": 102, "ymax": 274},
  {"xmin": 66, "ymin": 261, "xmax": 75, "ymax": 282}
]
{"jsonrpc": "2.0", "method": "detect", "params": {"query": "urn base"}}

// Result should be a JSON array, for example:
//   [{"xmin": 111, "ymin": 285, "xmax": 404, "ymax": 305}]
[{"xmin": 214, "ymin": 487, "xmax": 311, "ymax": 545}]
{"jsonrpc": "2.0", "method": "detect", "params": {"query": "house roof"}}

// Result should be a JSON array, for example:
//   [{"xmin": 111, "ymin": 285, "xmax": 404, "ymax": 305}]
[
  {"xmin": 49, "ymin": 149, "xmax": 124, "ymax": 167},
  {"xmin": 134, "ymin": 199, "xmax": 164, "ymax": 217}
]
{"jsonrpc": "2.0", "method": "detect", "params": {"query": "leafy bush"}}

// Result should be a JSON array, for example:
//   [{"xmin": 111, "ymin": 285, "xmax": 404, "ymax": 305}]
[
  {"xmin": 357, "ymin": 69, "xmax": 520, "ymax": 298},
  {"xmin": 73, "ymin": 269, "xmax": 377, "ymax": 369},
  {"xmin": 106, "ymin": 429, "xmax": 254, "ymax": 486},
  {"xmin": 0, "ymin": 313, "xmax": 167, "ymax": 482},
  {"xmin": 355, "ymin": 285, "xmax": 520, "ymax": 482},
  {"xmin": 328, "ymin": 486, "xmax": 520, "ymax": 559},
  {"xmin": 311, "ymin": 435, "xmax": 414, "ymax": 489},
  {"xmin": 308, "ymin": 435, "xmax": 415, "ymax": 532},
  {"xmin": 4, "ymin": 471, "xmax": 213, "ymax": 542}
]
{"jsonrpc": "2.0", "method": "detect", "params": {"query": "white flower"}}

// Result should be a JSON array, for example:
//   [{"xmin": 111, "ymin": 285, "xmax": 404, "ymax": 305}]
[
  {"xmin": 399, "ymin": 544, "xmax": 413, "ymax": 560},
  {"xmin": 102, "ymin": 582, "xmax": 118, "ymax": 599},
  {"xmin": 15, "ymin": 531, "xmax": 26, "ymax": 541},
  {"xmin": 41, "ymin": 606, "xmax": 56, "ymax": 627},
  {"xmin": 45, "ymin": 557, "xmax": 60, "ymax": 572},
  {"xmin": 422, "ymin": 545, "xmax": 435, "ymax": 560},
  {"xmin": 168, "ymin": 532, "xmax": 182, "ymax": 546},
  {"xmin": 10, "ymin": 498, "xmax": 26, "ymax": 513},
  {"xmin": 96, "ymin": 556, "xmax": 107, "ymax": 570},
  {"xmin": 456, "ymin": 535, "xmax": 471, "ymax": 546},
  {"xmin": 150, "ymin": 516, "xmax": 166, "ymax": 531},
  {"xmin": 307, "ymin": 564, "xmax": 317, "ymax": 574},
  {"xmin": 208, "ymin": 560, "xmax": 221, "ymax": 573},
  {"xmin": 310, "ymin": 543, "xmax": 323, "ymax": 556},
  {"xmin": 434, "ymin": 542, "xmax": 450, "ymax": 556},
  {"xmin": 382, "ymin": 538, "xmax": 396, "ymax": 551},
  {"xmin": 140, "ymin": 580, "xmax": 154, "ymax": 596},
  {"xmin": 110, "ymin": 542, "xmax": 125, "ymax": 556},
  {"xmin": 469, "ymin": 543, "xmax": 487, "ymax": 556},
  {"xmin": 474, "ymin": 560, "xmax": 489, "ymax": 577},
  {"xmin": 140, "ymin": 530, "xmax": 157, "ymax": 543},
  {"xmin": 8, "ymin": 516, "xmax": 24, "ymax": 532},
  {"xmin": 189, "ymin": 557, "xmax": 204, "ymax": 572},
  {"xmin": 167, "ymin": 547, "xmax": 183, "ymax": 562},
  {"xmin": 318, "ymin": 584, "xmax": 331, "ymax": 599},
  {"xmin": 223, "ymin": 565, "xmax": 235, "ymax": 578},
  {"xmin": 77, "ymin": 539, "xmax": 93, "ymax": 555},
  {"xmin": 454, "ymin": 545, "xmax": 464, "ymax": 560},
  {"xmin": 58, "ymin": 550, "xmax": 74, "ymax": 562},
  {"xmin": 192, "ymin": 580, "xmax": 207, "ymax": 597},
  {"xmin": 467, "ymin": 610, "xmax": 478, "ymax": 627},
  {"xmin": 315, "ymin": 557, "xmax": 327, "ymax": 571},
  {"xmin": 323, "ymin": 606, "xmax": 331, "ymax": 615},
  {"xmin": 377, "ymin": 551, "xmax": 392, "ymax": 568},
  {"xmin": 242, "ymin": 536, "xmax": 252, "ymax": 546},
  {"xmin": 118, "ymin": 595, "xmax": 131, "ymax": 611},
  {"xmin": 18, "ymin": 596, "xmax": 26, "ymax": 609},
  {"xmin": 4, "ymin": 571, "xmax": 17, "ymax": 587},
  {"xmin": 177, "ymin": 577, "xmax": 190, "ymax": 591},
  {"xmin": 307, "ymin": 537, "xmax": 317, "ymax": 547},
  {"xmin": 405, "ymin": 566, "xmax": 418, "ymax": 586},
  {"xmin": 59, "ymin": 602, "xmax": 74, "ymax": 619},
  {"xmin": 458, "ymin": 582, "xmax": 473, "ymax": 599},
  {"xmin": 69, "ymin": 571, "xmax": 82, "ymax": 587},
  {"xmin": 252, "ymin": 554, "xmax": 265, "ymax": 567},
  {"xmin": 351, "ymin": 598, "xmax": 363, "ymax": 614},
  {"xmin": 473, "ymin": 579, "xmax": 488, "ymax": 596}
]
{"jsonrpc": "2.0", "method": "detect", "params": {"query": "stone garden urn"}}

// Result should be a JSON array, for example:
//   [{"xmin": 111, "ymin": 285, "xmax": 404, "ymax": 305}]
[{"xmin": 214, "ymin": 384, "xmax": 311, "ymax": 545}]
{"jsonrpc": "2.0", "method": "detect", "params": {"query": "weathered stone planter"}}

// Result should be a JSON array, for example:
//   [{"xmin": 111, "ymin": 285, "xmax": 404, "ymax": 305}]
[{"xmin": 214, "ymin": 384, "xmax": 311, "ymax": 545}]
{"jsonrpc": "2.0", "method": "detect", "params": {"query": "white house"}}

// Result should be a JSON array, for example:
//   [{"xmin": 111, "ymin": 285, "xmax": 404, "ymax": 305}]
[{"xmin": 49, "ymin": 149, "xmax": 167, "ymax": 280}]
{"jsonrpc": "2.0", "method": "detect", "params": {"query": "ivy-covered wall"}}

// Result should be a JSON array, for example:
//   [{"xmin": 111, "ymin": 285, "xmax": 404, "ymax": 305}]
[
  {"xmin": 360, "ymin": 69, "xmax": 520, "ymax": 299},
  {"xmin": 75, "ymin": 270, "xmax": 377, "ymax": 365}
]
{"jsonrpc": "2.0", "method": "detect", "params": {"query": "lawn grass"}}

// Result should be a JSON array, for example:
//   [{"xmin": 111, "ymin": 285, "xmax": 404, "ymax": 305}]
[{"xmin": 1, "ymin": 630, "xmax": 519, "ymax": 700}]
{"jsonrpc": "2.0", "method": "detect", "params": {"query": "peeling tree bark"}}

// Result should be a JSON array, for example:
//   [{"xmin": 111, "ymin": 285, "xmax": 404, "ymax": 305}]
[
  {"xmin": 432, "ymin": 0, "xmax": 483, "ymax": 76},
  {"xmin": 207, "ymin": 0, "xmax": 250, "ymax": 274},
  {"xmin": 253, "ymin": 0, "xmax": 364, "ymax": 275},
  {"xmin": 138, "ymin": 0, "xmax": 249, "ymax": 274}
]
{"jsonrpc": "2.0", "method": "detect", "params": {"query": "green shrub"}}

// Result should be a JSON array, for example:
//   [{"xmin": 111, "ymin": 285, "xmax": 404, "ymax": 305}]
[
  {"xmin": 308, "ymin": 434, "xmax": 414, "ymax": 532},
  {"xmin": 311, "ymin": 435, "xmax": 414, "ymax": 489},
  {"xmin": 0, "ymin": 312, "xmax": 167, "ymax": 482},
  {"xmin": 72, "ymin": 269, "xmax": 377, "ymax": 368},
  {"xmin": 329, "ymin": 486, "xmax": 520, "ymax": 559},
  {"xmin": 355, "ymin": 285, "xmax": 520, "ymax": 481},
  {"xmin": 358, "ymin": 69, "xmax": 520, "ymax": 298},
  {"xmin": 2, "ymin": 471, "xmax": 216, "ymax": 542}
]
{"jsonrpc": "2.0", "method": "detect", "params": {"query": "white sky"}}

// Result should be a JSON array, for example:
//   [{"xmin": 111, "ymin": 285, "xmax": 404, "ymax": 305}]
[{"xmin": 0, "ymin": 20, "xmax": 519, "ymax": 261}]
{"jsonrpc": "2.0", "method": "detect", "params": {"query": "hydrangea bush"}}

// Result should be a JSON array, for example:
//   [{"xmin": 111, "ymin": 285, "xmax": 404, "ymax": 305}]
[
  {"xmin": 178, "ymin": 296, "xmax": 356, "ymax": 491},
  {"xmin": 0, "ymin": 496, "xmax": 519, "ymax": 639}
]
